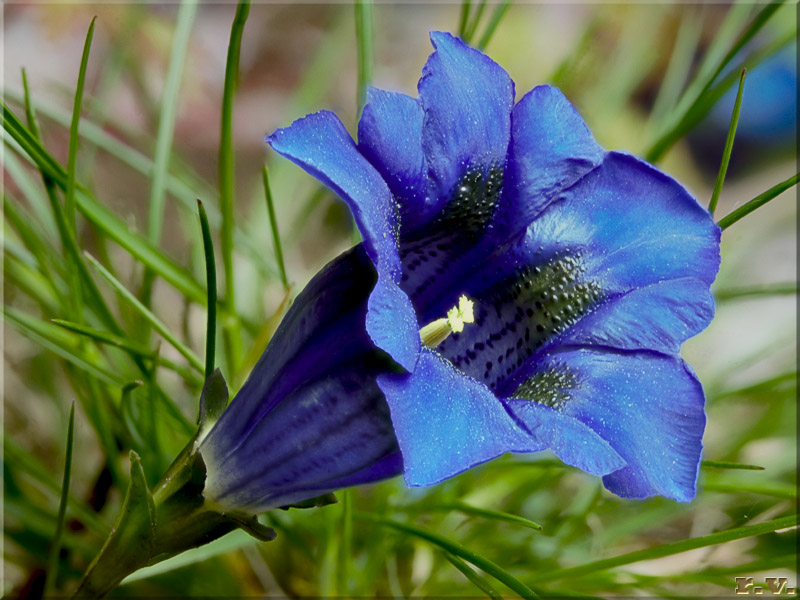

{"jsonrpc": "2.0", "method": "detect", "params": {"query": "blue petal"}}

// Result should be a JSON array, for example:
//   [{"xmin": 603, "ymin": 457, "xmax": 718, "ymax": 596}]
[
  {"xmin": 497, "ymin": 85, "xmax": 605, "ymax": 232},
  {"xmin": 267, "ymin": 111, "xmax": 419, "ymax": 368},
  {"xmin": 203, "ymin": 246, "xmax": 379, "ymax": 463},
  {"xmin": 419, "ymin": 32, "xmax": 514, "ymax": 201},
  {"xmin": 530, "ymin": 348, "xmax": 706, "ymax": 502},
  {"xmin": 202, "ymin": 360, "xmax": 401, "ymax": 513},
  {"xmin": 504, "ymin": 399, "xmax": 625, "ymax": 476},
  {"xmin": 358, "ymin": 88, "xmax": 432, "ymax": 233},
  {"xmin": 367, "ymin": 276, "xmax": 420, "ymax": 372},
  {"xmin": 267, "ymin": 111, "xmax": 400, "ymax": 277},
  {"xmin": 377, "ymin": 349, "xmax": 534, "ymax": 486},
  {"xmin": 556, "ymin": 278, "xmax": 715, "ymax": 353},
  {"xmin": 534, "ymin": 151, "xmax": 721, "ymax": 289}
]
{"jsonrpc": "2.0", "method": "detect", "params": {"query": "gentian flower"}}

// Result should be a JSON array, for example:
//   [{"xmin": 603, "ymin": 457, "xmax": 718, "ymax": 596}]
[{"xmin": 199, "ymin": 31, "xmax": 720, "ymax": 512}]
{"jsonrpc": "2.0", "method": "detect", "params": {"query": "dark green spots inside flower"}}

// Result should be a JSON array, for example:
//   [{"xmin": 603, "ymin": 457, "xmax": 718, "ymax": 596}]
[
  {"xmin": 439, "ymin": 249, "xmax": 603, "ymax": 394},
  {"xmin": 400, "ymin": 168, "xmax": 503, "ymax": 300},
  {"xmin": 510, "ymin": 363, "xmax": 577, "ymax": 410}
]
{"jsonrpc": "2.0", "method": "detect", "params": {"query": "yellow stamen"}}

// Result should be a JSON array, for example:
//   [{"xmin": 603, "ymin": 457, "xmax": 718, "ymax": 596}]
[{"xmin": 420, "ymin": 295, "xmax": 475, "ymax": 348}]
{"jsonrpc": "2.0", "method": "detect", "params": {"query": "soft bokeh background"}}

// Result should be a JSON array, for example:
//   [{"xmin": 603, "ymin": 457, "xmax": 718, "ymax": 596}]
[{"xmin": 3, "ymin": 2, "xmax": 797, "ymax": 597}]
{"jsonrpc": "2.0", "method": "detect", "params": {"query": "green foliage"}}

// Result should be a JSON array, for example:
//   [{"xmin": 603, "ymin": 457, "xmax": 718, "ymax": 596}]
[{"xmin": 3, "ymin": 3, "xmax": 796, "ymax": 598}]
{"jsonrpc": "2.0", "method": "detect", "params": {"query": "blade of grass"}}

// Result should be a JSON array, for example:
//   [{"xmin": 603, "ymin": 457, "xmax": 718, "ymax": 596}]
[
  {"xmin": 197, "ymin": 200, "xmax": 217, "ymax": 381},
  {"xmin": 701, "ymin": 460, "xmax": 765, "ymax": 471},
  {"xmin": 708, "ymin": 68, "xmax": 746, "ymax": 216},
  {"xmin": 19, "ymin": 70, "xmax": 59, "ymax": 237},
  {"xmin": 357, "ymin": 513, "xmax": 539, "ymax": 598},
  {"xmin": 464, "ymin": 0, "xmax": 487, "ymax": 45},
  {"xmin": 443, "ymin": 551, "xmax": 504, "ymax": 600},
  {"xmin": 262, "ymin": 166, "xmax": 288, "ymax": 291},
  {"xmin": 646, "ymin": 2, "xmax": 786, "ymax": 162},
  {"xmin": 715, "ymin": 282, "xmax": 797, "ymax": 300},
  {"xmin": 3, "ymin": 250, "xmax": 61, "ymax": 314},
  {"xmin": 476, "ymin": 1, "xmax": 511, "ymax": 51},
  {"xmin": 703, "ymin": 480, "xmax": 797, "ymax": 499},
  {"xmin": 219, "ymin": 0, "xmax": 250, "ymax": 375},
  {"xmin": 65, "ymin": 17, "xmax": 96, "ymax": 238},
  {"xmin": 3, "ymin": 307, "xmax": 125, "ymax": 386},
  {"xmin": 3, "ymin": 437, "xmax": 108, "ymax": 537},
  {"xmin": 51, "ymin": 319, "xmax": 202, "ymax": 386},
  {"xmin": 84, "ymin": 252, "xmax": 204, "ymax": 373},
  {"xmin": 142, "ymin": 0, "xmax": 198, "ymax": 308},
  {"xmin": 647, "ymin": 6, "xmax": 704, "ymax": 129},
  {"xmin": 354, "ymin": 0, "xmax": 374, "ymax": 117},
  {"xmin": 529, "ymin": 514, "xmax": 798, "ymax": 584},
  {"xmin": 458, "ymin": 0, "xmax": 472, "ymax": 39},
  {"xmin": 3, "ymin": 103, "xmax": 225, "ymax": 320},
  {"xmin": 5, "ymin": 87, "xmax": 279, "ymax": 282},
  {"xmin": 146, "ymin": 0, "xmax": 197, "ymax": 247},
  {"xmin": 717, "ymin": 173, "xmax": 798, "ymax": 230},
  {"xmin": 415, "ymin": 501, "xmax": 543, "ymax": 532},
  {"xmin": 43, "ymin": 403, "xmax": 75, "ymax": 597}
]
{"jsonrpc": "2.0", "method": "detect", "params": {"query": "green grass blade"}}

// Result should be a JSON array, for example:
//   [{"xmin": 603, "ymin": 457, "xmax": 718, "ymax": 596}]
[
  {"xmin": 5, "ymin": 87, "xmax": 278, "ymax": 282},
  {"xmin": 530, "ymin": 515, "xmax": 798, "ymax": 584},
  {"xmin": 262, "ymin": 166, "xmax": 288, "ymax": 290},
  {"xmin": 219, "ymin": 0, "xmax": 250, "ymax": 375},
  {"xmin": 647, "ymin": 7, "xmax": 704, "ymax": 129},
  {"xmin": 66, "ymin": 17, "xmax": 96, "ymax": 238},
  {"xmin": 3, "ymin": 437, "xmax": 108, "ymax": 537},
  {"xmin": 197, "ymin": 200, "xmax": 218, "ymax": 381},
  {"xmin": 703, "ymin": 480, "xmax": 797, "ymax": 499},
  {"xmin": 701, "ymin": 460, "xmax": 765, "ymax": 471},
  {"xmin": 44, "ymin": 402, "xmax": 75, "ymax": 597},
  {"xmin": 147, "ymin": 0, "xmax": 197, "ymax": 246},
  {"xmin": 715, "ymin": 282, "xmax": 797, "ymax": 300},
  {"xmin": 717, "ymin": 173, "xmax": 799, "ymax": 230},
  {"xmin": 443, "ymin": 552, "xmax": 504, "ymax": 600},
  {"xmin": 357, "ymin": 513, "xmax": 539, "ymax": 598},
  {"xmin": 646, "ymin": 2, "xmax": 785, "ymax": 162},
  {"xmin": 355, "ymin": 0, "xmax": 374, "ymax": 117},
  {"xmin": 417, "ymin": 501, "xmax": 543, "ymax": 531},
  {"xmin": 458, "ymin": 0, "xmax": 472, "ymax": 39},
  {"xmin": 708, "ymin": 68, "xmax": 746, "ymax": 216},
  {"xmin": 476, "ymin": 0, "xmax": 511, "ymax": 50},
  {"xmin": 84, "ymin": 252, "xmax": 204, "ymax": 373},
  {"xmin": 464, "ymin": 0, "xmax": 487, "ymax": 45},
  {"xmin": 51, "ymin": 319, "xmax": 202, "ymax": 386},
  {"xmin": 3, "ymin": 307, "xmax": 124, "ymax": 386}
]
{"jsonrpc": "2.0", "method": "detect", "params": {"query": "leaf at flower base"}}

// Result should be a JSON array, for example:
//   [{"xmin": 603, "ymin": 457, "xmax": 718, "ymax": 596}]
[
  {"xmin": 279, "ymin": 492, "xmax": 339, "ymax": 511},
  {"xmin": 198, "ymin": 369, "xmax": 229, "ymax": 431},
  {"xmin": 75, "ymin": 452, "xmax": 156, "ymax": 597}
]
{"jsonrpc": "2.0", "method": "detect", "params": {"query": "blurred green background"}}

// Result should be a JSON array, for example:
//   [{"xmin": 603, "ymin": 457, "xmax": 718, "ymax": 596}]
[{"xmin": 3, "ymin": 2, "xmax": 797, "ymax": 597}]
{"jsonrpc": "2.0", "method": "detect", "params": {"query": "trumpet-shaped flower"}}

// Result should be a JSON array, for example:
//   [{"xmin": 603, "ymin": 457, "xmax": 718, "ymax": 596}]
[{"xmin": 199, "ymin": 32, "xmax": 720, "ymax": 512}]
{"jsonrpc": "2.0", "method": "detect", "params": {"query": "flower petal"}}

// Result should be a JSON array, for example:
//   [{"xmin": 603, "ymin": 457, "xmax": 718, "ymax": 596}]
[
  {"xmin": 555, "ymin": 278, "xmax": 715, "ymax": 353},
  {"xmin": 419, "ymin": 31, "xmax": 514, "ymax": 201},
  {"xmin": 358, "ymin": 88, "xmax": 432, "ymax": 232},
  {"xmin": 536, "ymin": 151, "xmax": 721, "ymax": 289},
  {"xmin": 516, "ymin": 348, "xmax": 706, "ymax": 502},
  {"xmin": 497, "ymin": 85, "xmax": 605, "ymax": 231},
  {"xmin": 202, "ymin": 360, "xmax": 401, "ymax": 513},
  {"xmin": 267, "ymin": 111, "xmax": 419, "ymax": 368},
  {"xmin": 267, "ymin": 110, "xmax": 400, "ymax": 276},
  {"xmin": 377, "ymin": 349, "xmax": 533, "ymax": 486},
  {"xmin": 504, "ymin": 398, "xmax": 625, "ymax": 476}
]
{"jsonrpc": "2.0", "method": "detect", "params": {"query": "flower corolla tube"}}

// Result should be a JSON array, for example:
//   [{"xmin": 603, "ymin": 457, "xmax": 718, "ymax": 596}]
[{"xmin": 199, "ymin": 32, "xmax": 721, "ymax": 512}]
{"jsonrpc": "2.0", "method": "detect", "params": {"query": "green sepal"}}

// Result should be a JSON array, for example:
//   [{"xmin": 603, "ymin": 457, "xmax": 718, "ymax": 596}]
[
  {"xmin": 74, "ymin": 451, "xmax": 156, "ymax": 597},
  {"xmin": 225, "ymin": 514, "xmax": 277, "ymax": 542},
  {"xmin": 279, "ymin": 492, "xmax": 338, "ymax": 510},
  {"xmin": 197, "ymin": 368, "xmax": 228, "ymax": 429}
]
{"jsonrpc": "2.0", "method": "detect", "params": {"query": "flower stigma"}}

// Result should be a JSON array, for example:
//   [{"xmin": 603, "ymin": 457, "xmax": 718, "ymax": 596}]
[{"xmin": 420, "ymin": 295, "xmax": 475, "ymax": 349}]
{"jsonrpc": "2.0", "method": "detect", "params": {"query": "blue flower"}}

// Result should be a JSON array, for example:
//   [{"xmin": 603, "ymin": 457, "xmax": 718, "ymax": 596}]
[{"xmin": 200, "ymin": 31, "xmax": 720, "ymax": 512}]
